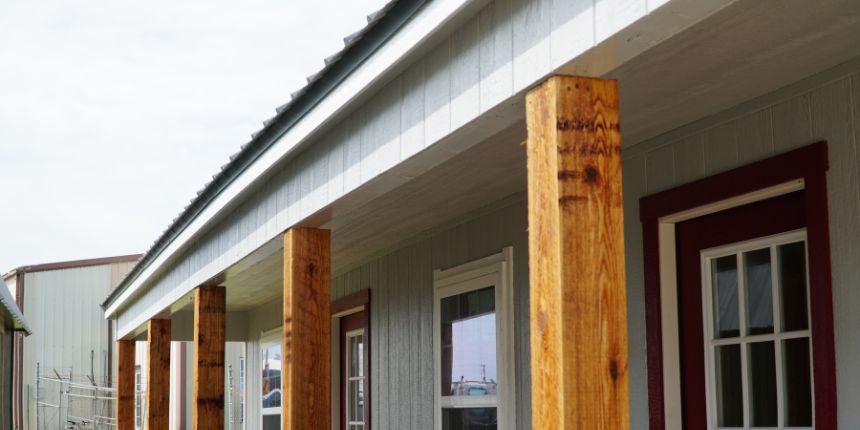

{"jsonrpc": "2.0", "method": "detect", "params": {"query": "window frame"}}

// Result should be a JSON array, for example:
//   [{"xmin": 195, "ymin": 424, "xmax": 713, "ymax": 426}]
[
  {"xmin": 700, "ymin": 230, "xmax": 815, "ymax": 429},
  {"xmin": 329, "ymin": 289, "xmax": 371, "ymax": 430},
  {"xmin": 134, "ymin": 365, "xmax": 143, "ymax": 430},
  {"xmin": 638, "ymin": 141, "xmax": 836, "ymax": 429},
  {"xmin": 344, "ymin": 327, "xmax": 367, "ymax": 429},
  {"xmin": 260, "ymin": 328, "xmax": 283, "ymax": 429},
  {"xmin": 433, "ymin": 247, "xmax": 516, "ymax": 430}
]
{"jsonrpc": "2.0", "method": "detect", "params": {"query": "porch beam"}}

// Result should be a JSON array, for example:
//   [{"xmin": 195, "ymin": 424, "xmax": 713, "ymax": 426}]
[
  {"xmin": 146, "ymin": 319, "xmax": 171, "ymax": 430},
  {"xmin": 283, "ymin": 228, "xmax": 331, "ymax": 430},
  {"xmin": 193, "ymin": 285, "xmax": 226, "ymax": 429},
  {"xmin": 526, "ymin": 75, "xmax": 630, "ymax": 429},
  {"xmin": 116, "ymin": 340, "xmax": 135, "ymax": 430}
]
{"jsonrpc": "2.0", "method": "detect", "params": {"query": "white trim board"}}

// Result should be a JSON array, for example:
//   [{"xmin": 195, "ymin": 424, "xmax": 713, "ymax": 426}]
[
  {"xmin": 432, "ymin": 247, "xmax": 516, "ymax": 430},
  {"xmin": 655, "ymin": 180, "xmax": 805, "ymax": 430}
]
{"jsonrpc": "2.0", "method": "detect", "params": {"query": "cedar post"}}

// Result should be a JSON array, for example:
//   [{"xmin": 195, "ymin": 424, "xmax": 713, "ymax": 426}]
[
  {"xmin": 193, "ymin": 285, "xmax": 226, "ymax": 429},
  {"xmin": 526, "ymin": 76, "xmax": 630, "ymax": 429},
  {"xmin": 146, "ymin": 319, "xmax": 171, "ymax": 430},
  {"xmin": 116, "ymin": 340, "xmax": 136, "ymax": 430},
  {"xmin": 283, "ymin": 228, "xmax": 331, "ymax": 430}
]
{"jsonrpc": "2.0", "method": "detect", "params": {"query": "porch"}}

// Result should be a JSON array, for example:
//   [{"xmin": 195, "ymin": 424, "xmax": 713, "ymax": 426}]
[{"xmin": 103, "ymin": 0, "xmax": 860, "ymax": 429}]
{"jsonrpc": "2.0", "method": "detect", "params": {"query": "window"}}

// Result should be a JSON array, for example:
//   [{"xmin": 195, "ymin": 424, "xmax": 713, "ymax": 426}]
[
  {"xmin": 702, "ymin": 231, "xmax": 813, "ymax": 429},
  {"xmin": 239, "ymin": 356, "xmax": 246, "ymax": 425},
  {"xmin": 332, "ymin": 289, "xmax": 371, "ymax": 430},
  {"xmin": 345, "ymin": 329, "xmax": 366, "ymax": 429},
  {"xmin": 134, "ymin": 366, "xmax": 143, "ymax": 430},
  {"xmin": 434, "ymin": 248, "xmax": 515, "ymax": 430},
  {"xmin": 261, "ymin": 330, "xmax": 282, "ymax": 430}
]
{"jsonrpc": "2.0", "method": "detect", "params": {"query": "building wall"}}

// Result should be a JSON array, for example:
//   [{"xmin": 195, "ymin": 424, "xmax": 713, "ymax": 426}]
[
  {"xmin": 0, "ymin": 322, "xmax": 11, "ymax": 430},
  {"xmin": 22, "ymin": 263, "xmax": 130, "ymax": 430},
  {"xmin": 621, "ymin": 56, "xmax": 860, "ymax": 428},
  {"xmin": 240, "ymin": 56, "xmax": 860, "ymax": 429},
  {"xmin": 116, "ymin": 0, "xmax": 686, "ymax": 338},
  {"xmin": 243, "ymin": 195, "xmax": 530, "ymax": 430}
]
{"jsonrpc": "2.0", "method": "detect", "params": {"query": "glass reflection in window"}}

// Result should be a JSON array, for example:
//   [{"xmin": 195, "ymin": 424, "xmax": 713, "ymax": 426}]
[
  {"xmin": 262, "ymin": 344, "xmax": 282, "ymax": 409},
  {"xmin": 440, "ymin": 286, "xmax": 497, "ymax": 398}
]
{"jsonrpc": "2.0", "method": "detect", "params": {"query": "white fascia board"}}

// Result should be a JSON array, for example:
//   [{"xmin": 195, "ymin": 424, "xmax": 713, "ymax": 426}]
[{"xmin": 104, "ymin": 0, "xmax": 478, "ymax": 318}]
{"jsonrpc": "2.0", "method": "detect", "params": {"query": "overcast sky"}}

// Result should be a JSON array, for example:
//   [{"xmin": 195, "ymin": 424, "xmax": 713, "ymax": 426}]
[{"xmin": 0, "ymin": 0, "xmax": 388, "ymax": 272}]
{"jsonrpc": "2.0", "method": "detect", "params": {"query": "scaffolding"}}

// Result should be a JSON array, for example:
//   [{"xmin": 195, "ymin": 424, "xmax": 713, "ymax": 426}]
[{"xmin": 34, "ymin": 359, "xmax": 126, "ymax": 430}]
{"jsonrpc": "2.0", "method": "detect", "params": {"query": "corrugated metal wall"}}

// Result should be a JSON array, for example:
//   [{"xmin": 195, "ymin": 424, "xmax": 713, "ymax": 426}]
[
  {"xmin": 22, "ymin": 261, "xmax": 133, "ymax": 430},
  {"xmin": 621, "ymin": 56, "xmax": 860, "ymax": 429}
]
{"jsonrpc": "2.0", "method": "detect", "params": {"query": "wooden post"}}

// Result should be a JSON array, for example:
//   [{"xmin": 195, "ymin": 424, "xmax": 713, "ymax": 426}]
[
  {"xmin": 283, "ymin": 228, "xmax": 331, "ymax": 430},
  {"xmin": 146, "ymin": 319, "xmax": 171, "ymax": 430},
  {"xmin": 193, "ymin": 285, "xmax": 226, "ymax": 429},
  {"xmin": 526, "ymin": 76, "xmax": 630, "ymax": 429},
  {"xmin": 116, "ymin": 340, "xmax": 136, "ymax": 430}
]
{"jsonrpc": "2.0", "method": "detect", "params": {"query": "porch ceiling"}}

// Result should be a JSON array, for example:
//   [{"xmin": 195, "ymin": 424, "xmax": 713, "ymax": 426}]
[
  {"xmin": 212, "ymin": 0, "xmax": 860, "ymax": 313},
  {"xmin": 605, "ymin": 0, "xmax": 860, "ymax": 144},
  {"xmin": 210, "ymin": 121, "xmax": 527, "ymax": 312}
]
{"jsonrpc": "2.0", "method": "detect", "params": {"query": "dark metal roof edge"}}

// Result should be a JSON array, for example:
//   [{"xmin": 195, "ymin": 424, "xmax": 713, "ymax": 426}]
[
  {"xmin": 12, "ymin": 254, "xmax": 142, "ymax": 275},
  {"xmin": 102, "ymin": 0, "xmax": 428, "ymax": 310}
]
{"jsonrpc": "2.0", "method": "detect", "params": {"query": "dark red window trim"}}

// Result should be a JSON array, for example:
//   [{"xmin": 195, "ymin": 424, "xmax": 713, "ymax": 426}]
[{"xmin": 638, "ymin": 141, "xmax": 837, "ymax": 429}]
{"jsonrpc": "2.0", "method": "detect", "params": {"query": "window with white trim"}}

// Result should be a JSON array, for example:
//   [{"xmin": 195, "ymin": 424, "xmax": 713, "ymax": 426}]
[
  {"xmin": 434, "ymin": 248, "xmax": 515, "ymax": 430},
  {"xmin": 134, "ymin": 366, "xmax": 143, "ymax": 430},
  {"xmin": 702, "ymin": 230, "xmax": 814, "ymax": 429},
  {"xmin": 261, "ymin": 329, "xmax": 282, "ymax": 430},
  {"xmin": 239, "ymin": 356, "xmax": 246, "ymax": 425},
  {"xmin": 345, "ymin": 328, "xmax": 367, "ymax": 429}
]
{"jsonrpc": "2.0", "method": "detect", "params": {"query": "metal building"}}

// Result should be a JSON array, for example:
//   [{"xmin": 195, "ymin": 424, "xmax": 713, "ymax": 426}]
[{"xmin": 4, "ymin": 255, "xmax": 139, "ymax": 430}]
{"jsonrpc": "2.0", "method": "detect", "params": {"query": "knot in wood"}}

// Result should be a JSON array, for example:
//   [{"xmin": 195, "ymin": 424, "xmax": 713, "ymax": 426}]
[{"xmin": 609, "ymin": 359, "xmax": 619, "ymax": 381}]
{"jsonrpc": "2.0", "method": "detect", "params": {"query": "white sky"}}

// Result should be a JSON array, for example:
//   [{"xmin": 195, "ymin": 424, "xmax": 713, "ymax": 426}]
[{"xmin": 0, "ymin": 0, "xmax": 389, "ymax": 272}]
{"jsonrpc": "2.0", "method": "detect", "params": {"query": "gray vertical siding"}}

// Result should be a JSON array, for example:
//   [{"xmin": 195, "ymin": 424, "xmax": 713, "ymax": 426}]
[
  {"xmin": 622, "ymin": 56, "xmax": 860, "ymax": 428},
  {"xmin": 227, "ymin": 57, "xmax": 860, "ymax": 429},
  {"xmin": 331, "ymin": 195, "xmax": 531, "ymax": 430}
]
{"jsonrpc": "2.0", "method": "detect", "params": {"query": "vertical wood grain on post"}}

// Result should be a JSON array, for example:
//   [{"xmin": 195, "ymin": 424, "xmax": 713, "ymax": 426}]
[
  {"xmin": 146, "ymin": 319, "xmax": 171, "ymax": 430},
  {"xmin": 193, "ymin": 285, "xmax": 226, "ymax": 429},
  {"xmin": 116, "ymin": 340, "xmax": 136, "ymax": 430},
  {"xmin": 526, "ymin": 76, "xmax": 630, "ymax": 429},
  {"xmin": 283, "ymin": 228, "xmax": 331, "ymax": 430}
]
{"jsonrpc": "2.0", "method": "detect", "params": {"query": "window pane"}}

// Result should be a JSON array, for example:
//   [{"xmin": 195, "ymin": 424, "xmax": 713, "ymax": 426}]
[
  {"xmin": 744, "ymin": 248, "xmax": 774, "ymax": 335},
  {"xmin": 442, "ymin": 407, "xmax": 498, "ymax": 430},
  {"xmin": 262, "ymin": 344, "xmax": 282, "ymax": 408},
  {"xmin": 715, "ymin": 344, "xmax": 743, "ymax": 427},
  {"xmin": 348, "ymin": 333, "xmax": 363, "ymax": 377},
  {"xmin": 712, "ymin": 255, "xmax": 740, "ymax": 338},
  {"xmin": 783, "ymin": 338, "xmax": 812, "ymax": 426},
  {"xmin": 779, "ymin": 242, "xmax": 808, "ymax": 331},
  {"xmin": 440, "ymin": 286, "xmax": 497, "ymax": 397},
  {"xmin": 748, "ymin": 341, "xmax": 777, "ymax": 427},
  {"xmin": 262, "ymin": 414, "xmax": 280, "ymax": 430},
  {"xmin": 348, "ymin": 379, "xmax": 365, "ymax": 422}
]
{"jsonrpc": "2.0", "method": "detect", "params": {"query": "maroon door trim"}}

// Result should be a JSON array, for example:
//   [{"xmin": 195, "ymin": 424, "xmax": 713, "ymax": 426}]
[
  {"xmin": 639, "ymin": 141, "xmax": 837, "ymax": 429},
  {"xmin": 332, "ymin": 289, "xmax": 371, "ymax": 430}
]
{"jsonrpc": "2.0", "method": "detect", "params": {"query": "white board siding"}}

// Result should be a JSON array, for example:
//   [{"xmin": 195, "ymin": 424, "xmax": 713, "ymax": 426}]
[
  {"xmin": 621, "ymin": 56, "xmax": 860, "ymax": 429},
  {"xmin": 115, "ymin": 0, "xmax": 659, "ymax": 337}
]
